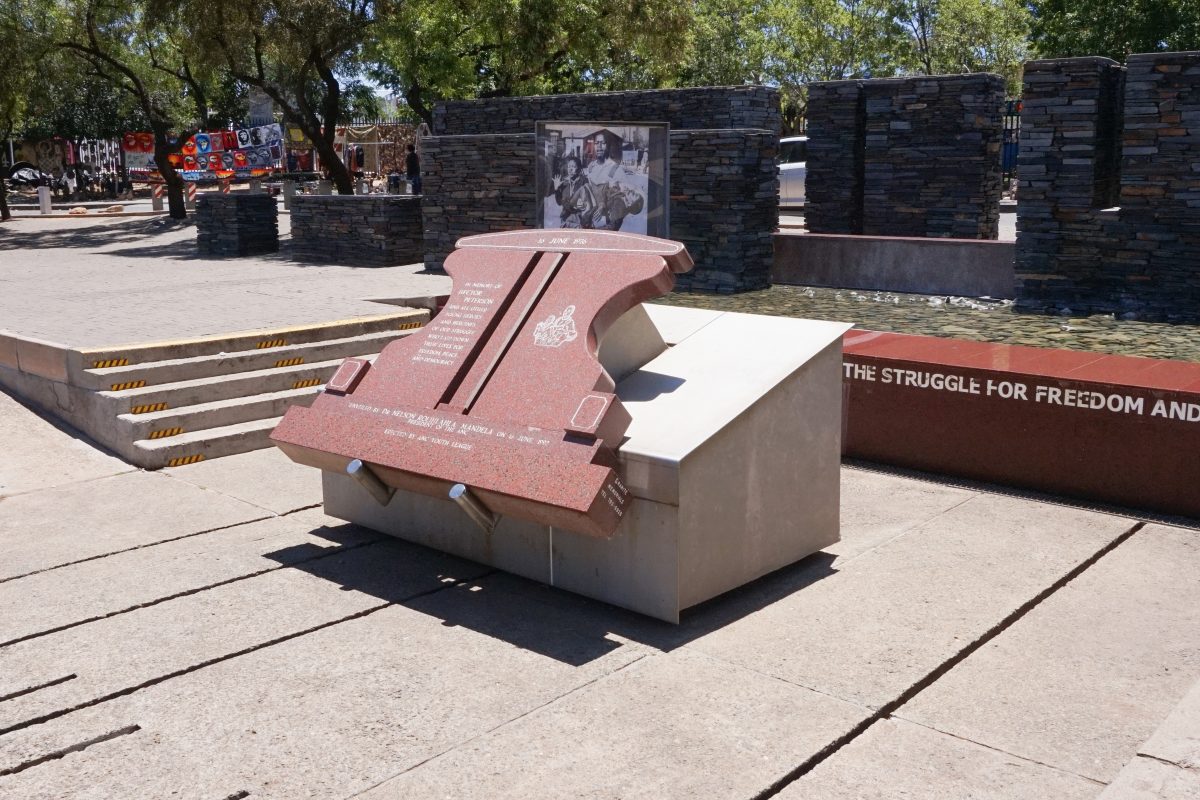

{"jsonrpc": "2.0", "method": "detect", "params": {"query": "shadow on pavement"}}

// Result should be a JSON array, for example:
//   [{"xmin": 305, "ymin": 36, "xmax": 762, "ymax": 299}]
[
  {"xmin": 0, "ymin": 216, "xmax": 195, "ymax": 251},
  {"xmin": 265, "ymin": 523, "xmax": 837, "ymax": 667}
]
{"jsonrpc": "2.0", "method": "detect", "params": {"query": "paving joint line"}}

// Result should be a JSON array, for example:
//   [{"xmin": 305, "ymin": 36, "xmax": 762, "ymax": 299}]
[
  {"xmin": 0, "ymin": 538, "xmax": 386, "ymax": 649},
  {"xmin": 0, "ymin": 724, "xmax": 141, "ymax": 777},
  {"xmin": 1137, "ymin": 751, "xmax": 1199, "ymax": 772},
  {"xmin": 0, "ymin": 675, "xmax": 78, "ymax": 704},
  {"xmin": 0, "ymin": 569, "xmax": 497, "ymax": 738},
  {"xmin": 0, "ymin": 514, "xmax": 275, "ymax": 586},
  {"xmin": 889, "ymin": 715, "xmax": 1107, "ymax": 786},
  {"xmin": 749, "ymin": 520, "xmax": 1147, "ymax": 799}
]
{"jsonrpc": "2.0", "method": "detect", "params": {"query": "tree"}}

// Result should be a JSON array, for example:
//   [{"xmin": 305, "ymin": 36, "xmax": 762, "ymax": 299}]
[
  {"xmin": 1030, "ymin": 0, "xmax": 1200, "ymax": 60},
  {"xmin": 368, "ymin": 0, "xmax": 691, "ymax": 125},
  {"xmin": 173, "ymin": 0, "xmax": 384, "ymax": 194},
  {"xmin": 891, "ymin": 0, "xmax": 1030, "ymax": 92},
  {"xmin": 6, "ymin": 0, "xmax": 222, "ymax": 218}
]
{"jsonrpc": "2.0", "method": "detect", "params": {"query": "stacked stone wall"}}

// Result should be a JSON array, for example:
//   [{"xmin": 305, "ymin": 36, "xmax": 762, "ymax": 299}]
[
  {"xmin": 1015, "ymin": 51, "xmax": 1200, "ymax": 319},
  {"xmin": 291, "ymin": 195, "xmax": 423, "ymax": 266},
  {"xmin": 805, "ymin": 81, "xmax": 864, "ymax": 235},
  {"xmin": 433, "ymin": 87, "xmax": 780, "ymax": 136},
  {"xmin": 422, "ymin": 87, "xmax": 780, "ymax": 291},
  {"xmin": 806, "ymin": 74, "xmax": 1005, "ymax": 240},
  {"xmin": 421, "ymin": 130, "xmax": 777, "ymax": 291},
  {"xmin": 195, "ymin": 194, "xmax": 278, "ymax": 257}
]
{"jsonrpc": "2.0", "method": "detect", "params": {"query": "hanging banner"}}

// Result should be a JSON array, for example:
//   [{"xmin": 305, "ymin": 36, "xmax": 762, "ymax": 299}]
[{"xmin": 121, "ymin": 125, "xmax": 284, "ymax": 180}]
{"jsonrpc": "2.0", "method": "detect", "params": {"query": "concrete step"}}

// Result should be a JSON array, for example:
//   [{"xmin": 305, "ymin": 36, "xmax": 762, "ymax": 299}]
[
  {"xmin": 98, "ymin": 357, "xmax": 351, "ymax": 414},
  {"xmin": 73, "ymin": 310, "xmax": 426, "ymax": 371},
  {"xmin": 131, "ymin": 416, "xmax": 284, "ymax": 469},
  {"xmin": 116, "ymin": 386, "xmax": 320, "ymax": 441},
  {"xmin": 79, "ymin": 329, "xmax": 410, "ymax": 391}
]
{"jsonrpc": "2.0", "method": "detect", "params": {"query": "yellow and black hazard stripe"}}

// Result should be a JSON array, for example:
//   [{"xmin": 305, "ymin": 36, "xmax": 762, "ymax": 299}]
[
  {"xmin": 274, "ymin": 357, "xmax": 304, "ymax": 368},
  {"xmin": 130, "ymin": 402, "xmax": 168, "ymax": 414},
  {"xmin": 292, "ymin": 378, "xmax": 322, "ymax": 389},
  {"xmin": 256, "ymin": 338, "xmax": 288, "ymax": 349},
  {"xmin": 92, "ymin": 357, "xmax": 129, "ymax": 368},
  {"xmin": 110, "ymin": 380, "xmax": 147, "ymax": 391},
  {"xmin": 148, "ymin": 427, "xmax": 184, "ymax": 440},
  {"xmin": 167, "ymin": 454, "xmax": 205, "ymax": 467},
  {"xmin": 399, "ymin": 320, "xmax": 424, "ymax": 330}
]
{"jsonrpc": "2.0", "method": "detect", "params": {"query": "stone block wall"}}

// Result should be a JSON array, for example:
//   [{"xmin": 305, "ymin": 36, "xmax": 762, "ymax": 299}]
[
  {"xmin": 420, "ymin": 134, "xmax": 537, "ymax": 272},
  {"xmin": 433, "ymin": 87, "xmax": 780, "ymax": 136},
  {"xmin": 806, "ymin": 74, "xmax": 1005, "ymax": 239},
  {"xmin": 805, "ymin": 81, "xmax": 864, "ymax": 235},
  {"xmin": 195, "ymin": 194, "xmax": 278, "ymax": 257},
  {"xmin": 1016, "ymin": 51, "xmax": 1200, "ymax": 319},
  {"xmin": 1014, "ymin": 58, "xmax": 1126, "ymax": 303},
  {"xmin": 421, "ymin": 87, "xmax": 780, "ymax": 291},
  {"xmin": 291, "ymin": 195, "xmax": 423, "ymax": 266}
]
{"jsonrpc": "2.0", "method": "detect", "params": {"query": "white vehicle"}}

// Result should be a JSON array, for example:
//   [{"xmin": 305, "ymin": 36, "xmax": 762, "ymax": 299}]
[{"xmin": 778, "ymin": 135, "xmax": 808, "ymax": 207}]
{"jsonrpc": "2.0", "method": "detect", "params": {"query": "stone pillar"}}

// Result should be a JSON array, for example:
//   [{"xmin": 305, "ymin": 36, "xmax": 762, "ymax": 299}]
[
  {"xmin": 806, "ymin": 74, "xmax": 1004, "ymax": 239},
  {"xmin": 195, "ymin": 194, "xmax": 279, "ymax": 257},
  {"xmin": 806, "ymin": 80, "xmax": 865, "ymax": 235},
  {"xmin": 1014, "ymin": 57, "xmax": 1125, "ymax": 312},
  {"xmin": 282, "ymin": 180, "xmax": 297, "ymax": 210},
  {"xmin": 861, "ymin": 74, "xmax": 1005, "ymax": 239},
  {"xmin": 316, "ymin": 180, "xmax": 333, "ymax": 195}
]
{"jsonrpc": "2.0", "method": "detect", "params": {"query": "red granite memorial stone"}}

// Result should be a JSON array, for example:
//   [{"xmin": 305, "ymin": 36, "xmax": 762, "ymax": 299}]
[{"xmin": 271, "ymin": 229, "xmax": 694, "ymax": 537}]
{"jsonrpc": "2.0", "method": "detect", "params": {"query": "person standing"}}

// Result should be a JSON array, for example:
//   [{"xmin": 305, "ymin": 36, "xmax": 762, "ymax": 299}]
[{"xmin": 405, "ymin": 143, "xmax": 421, "ymax": 195}]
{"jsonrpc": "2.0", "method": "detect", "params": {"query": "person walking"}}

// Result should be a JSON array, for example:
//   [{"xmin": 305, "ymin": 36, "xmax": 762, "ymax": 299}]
[{"xmin": 405, "ymin": 144, "xmax": 421, "ymax": 195}]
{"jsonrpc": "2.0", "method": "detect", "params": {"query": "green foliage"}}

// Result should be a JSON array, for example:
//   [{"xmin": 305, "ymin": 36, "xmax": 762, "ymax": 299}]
[
  {"xmin": 368, "ymin": 0, "xmax": 692, "ymax": 121},
  {"xmin": 1030, "ymin": 0, "xmax": 1200, "ymax": 60}
]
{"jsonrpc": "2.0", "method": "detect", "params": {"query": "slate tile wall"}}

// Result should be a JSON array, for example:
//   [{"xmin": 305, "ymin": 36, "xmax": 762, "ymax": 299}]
[{"xmin": 195, "ymin": 194, "xmax": 278, "ymax": 257}]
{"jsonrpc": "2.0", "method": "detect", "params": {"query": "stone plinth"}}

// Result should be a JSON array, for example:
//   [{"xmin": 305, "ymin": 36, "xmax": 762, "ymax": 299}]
[
  {"xmin": 195, "ymin": 194, "xmax": 278, "ymax": 257},
  {"xmin": 322, "ymin": 304, "xmax": 851, "ymax": 622},
  {"xmin": 291, "ymin": 195, "xmax": 423, "ymax": 266},
  {"xmin": 272, "ymin": 230, "xmax": 695, "ymax": 539}
]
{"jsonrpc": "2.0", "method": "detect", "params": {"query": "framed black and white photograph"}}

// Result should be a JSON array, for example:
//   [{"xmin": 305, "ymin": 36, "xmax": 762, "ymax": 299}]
[{"xmin": 535, "ymin": 121, "xmax": 669, "ymax": 237}]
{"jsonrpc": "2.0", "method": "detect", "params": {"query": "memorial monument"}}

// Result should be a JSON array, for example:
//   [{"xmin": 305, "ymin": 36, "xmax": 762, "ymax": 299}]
[{"xmin": 272, "ymin": 230, "xmax": 850, "ymax": 621}]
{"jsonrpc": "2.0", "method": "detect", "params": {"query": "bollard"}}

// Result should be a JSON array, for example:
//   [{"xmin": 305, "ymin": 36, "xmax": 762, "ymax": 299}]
[
  {"xmin": 185, "ymin": 183, "xmax": 197, "ymax": 210},
  {"xmin": 356, "ymin": 178, "xmax": 369, "ymax": 195},
  {"xmin": 37, "ymin": 186, "xmax": 52, "ymax": 214},
  {"xmin": 219, "ymin": 180, "xmax": 231, "ymax": 195},
  {"xmin": 317, "ymin": 180, "xmax": 333, "ymax": 196},
  {"xmin": 248, "ymin": 178, "xmax": 261, "ymax": 195},
  {"xmin": 152, "ymin": 184, "xmax": 164, "ymax": 211},
  {"xmin": 282, "ymin": 179, "xmax": 296, "ymax": 210}
]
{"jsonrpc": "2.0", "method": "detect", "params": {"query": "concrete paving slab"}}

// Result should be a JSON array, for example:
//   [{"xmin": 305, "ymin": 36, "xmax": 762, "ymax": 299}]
[
  {"xmin": 0, "ymin": 535, "xmax": 486, "ymax": 731},
  {"xmin": 683, "ymin": 492, "xmax": 1137, "ymax": 709},
  {"xmin": 163, "ymin": 445, "xmax": 323, "ymax": 514},
  {"xmin": 0, "ymin": 470, "xmax": 269, "ymax": 581},
  {"xmin": 830, "ymin": 466, "xmax": 977, "ymax": 563},
  {"xmin": 897, "ymin": 524, "xmax": 1200, "ymax": 784},
  {"xmin": 1099, "ymin": 756, "xmax": 1200, "ymax": 799},
  {"xmin": 358, "ymin": 647, "xmax": 866, "ymax": 800},
  {"xmin": 0, "ymin": 215, "xmax": 450, "ymax": 348},
  {"xmin": 0, "ymin": 587, "xmax": 650, "ymax": 798},
  {"xmin": 1139, "ymin": 677, "xmax": 1200, "ymax": 771},
  {"xmin": 0, "ymin": 390, "xmax": 131, "ymax": 497},
  {"xmin": 781, "ymin": 717, "xmax": 1102, "ymax": 799},
  {"xmin": 0, "ymin": 508, "xmax": 374, "ymax": 645}
]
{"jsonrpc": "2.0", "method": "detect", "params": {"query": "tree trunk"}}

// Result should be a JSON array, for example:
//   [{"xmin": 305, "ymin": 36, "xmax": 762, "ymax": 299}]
[
  {"xmin": 314, "ymin": 134, "xmax": 354, "ymax": 194},
  {"xmin": 0, "ymin": 175, "xmax": 10, "ymax": 222},
  {"xmin": 153, "ymin": 129, "xmax": 188, "ymax": 219}
]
